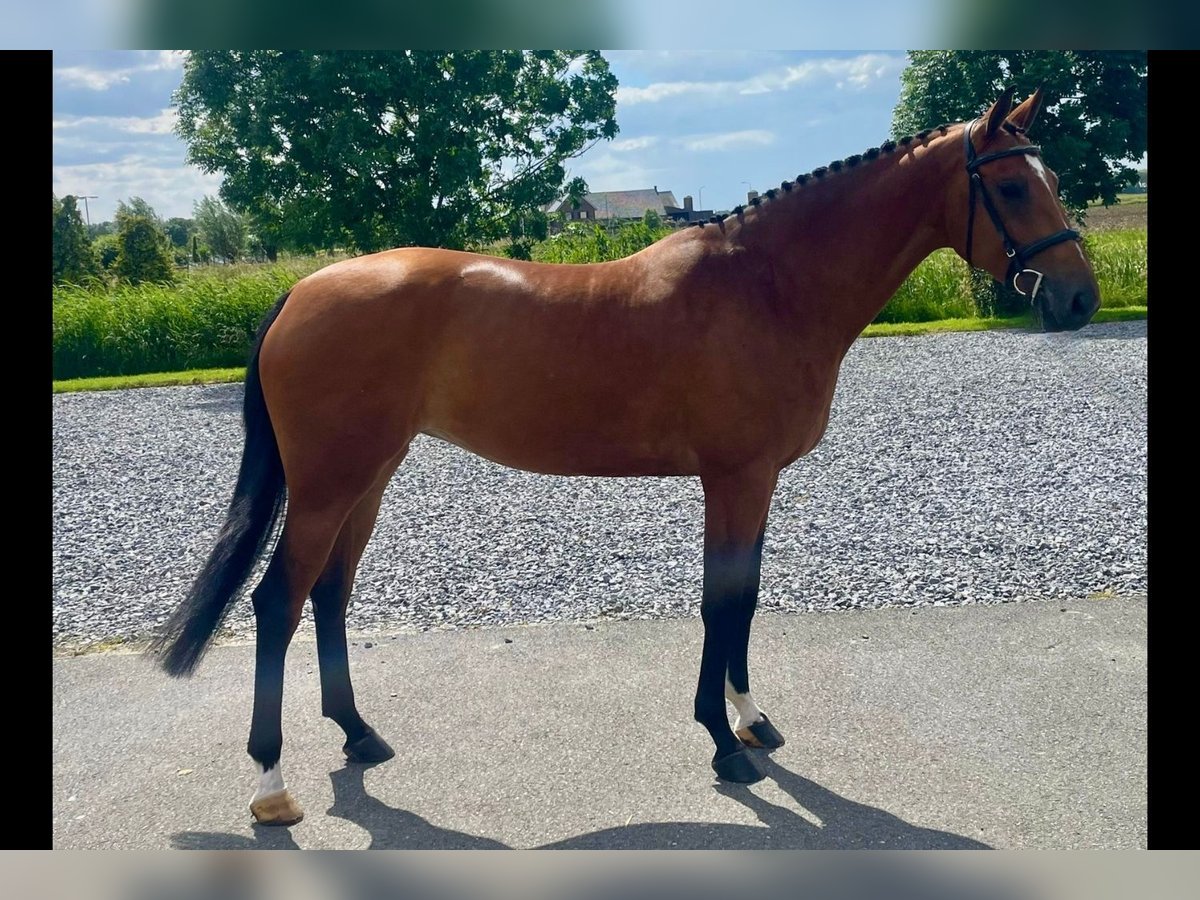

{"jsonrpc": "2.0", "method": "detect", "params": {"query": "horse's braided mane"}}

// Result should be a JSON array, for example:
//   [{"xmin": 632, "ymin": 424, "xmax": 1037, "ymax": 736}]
[{"xmin": 695, "ymin": 122, "xmax": 958, "ymax": 229}]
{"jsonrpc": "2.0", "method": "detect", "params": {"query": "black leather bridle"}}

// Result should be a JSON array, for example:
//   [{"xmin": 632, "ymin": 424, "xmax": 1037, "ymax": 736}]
[{"xmin": 963, "ymin": 117, "xmax": 1081, "ymax": 303}]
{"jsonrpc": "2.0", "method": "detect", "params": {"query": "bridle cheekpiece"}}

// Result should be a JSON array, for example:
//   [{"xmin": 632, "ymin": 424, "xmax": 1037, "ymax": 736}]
[{"xmin": 963, "ymin": 117, "xmax": 1081, "ymax": 303}]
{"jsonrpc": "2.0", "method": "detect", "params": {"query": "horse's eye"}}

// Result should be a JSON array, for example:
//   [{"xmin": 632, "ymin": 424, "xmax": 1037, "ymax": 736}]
[{"xmin": 999, "ymin": 181, "xmax": 1026, "ymax": 201}]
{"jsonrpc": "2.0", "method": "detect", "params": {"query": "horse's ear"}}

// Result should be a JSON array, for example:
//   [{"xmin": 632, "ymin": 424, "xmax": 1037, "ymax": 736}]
[
  {"xmin": 1006, "ymin": 86, "xmax": 1046, "ymax": 134},
  {"xmin": 983, "ymin": 86, "xmax": 1016, "ymax": 138}
]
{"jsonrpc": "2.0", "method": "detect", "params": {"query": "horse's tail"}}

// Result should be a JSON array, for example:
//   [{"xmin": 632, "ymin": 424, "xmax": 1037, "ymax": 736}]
[{"xmin": 150, "ymin": 290, "xmax": 292, "ymax": 677}]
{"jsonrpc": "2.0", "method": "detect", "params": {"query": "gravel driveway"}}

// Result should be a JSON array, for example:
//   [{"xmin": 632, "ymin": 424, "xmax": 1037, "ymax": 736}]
[{"xmin": 53, "ymin": 320, "xmax": 1146, "ymax": 646}]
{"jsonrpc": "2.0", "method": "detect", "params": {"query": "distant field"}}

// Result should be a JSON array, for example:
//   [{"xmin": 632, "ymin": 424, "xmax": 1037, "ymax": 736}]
[{"xmin": 1083, "ymin": 195, "xmax": 1148, "ymax": 232}]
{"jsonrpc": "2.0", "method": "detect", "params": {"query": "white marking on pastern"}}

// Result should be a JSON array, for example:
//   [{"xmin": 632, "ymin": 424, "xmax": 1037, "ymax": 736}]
[
  {"xmin": 725, "ymin": 676, "xmax": 765, "ymax": 732},
  {"xmin": 251, "ymin": 761, "xmax": 287, "ymax": 803}
]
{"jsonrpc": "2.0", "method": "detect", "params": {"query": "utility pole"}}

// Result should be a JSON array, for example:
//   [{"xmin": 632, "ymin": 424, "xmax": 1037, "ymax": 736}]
[{"xmin": 76, "ymin": 195, "xmax": 98, "ymax": 228}]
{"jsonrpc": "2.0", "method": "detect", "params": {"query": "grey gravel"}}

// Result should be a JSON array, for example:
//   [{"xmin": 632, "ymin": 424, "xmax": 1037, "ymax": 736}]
[{"xmin": 53, "ymin": 320, "xmax": 1146, "ymax": 645}]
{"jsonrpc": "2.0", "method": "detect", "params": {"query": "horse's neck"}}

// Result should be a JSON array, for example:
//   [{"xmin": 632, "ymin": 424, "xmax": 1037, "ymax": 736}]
[{"xmin": 734, "ymin": 134, "xmax": 959, "ymax": 348}]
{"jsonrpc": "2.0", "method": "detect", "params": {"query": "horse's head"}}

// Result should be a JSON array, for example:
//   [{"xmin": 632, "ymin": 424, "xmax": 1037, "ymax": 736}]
[{"xmin": 949, "ymin": 87, "xmax": 1101, "ymax": 332}]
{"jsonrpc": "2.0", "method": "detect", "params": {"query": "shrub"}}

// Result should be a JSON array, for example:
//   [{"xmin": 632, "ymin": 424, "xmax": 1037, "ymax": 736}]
[
  {"xmin": 532, "ymin": 220, "xmax": 677, "ymax": 264},
  {"xmin": 114, "ymin": 215, "xmax": 176, "ymax": 285}
]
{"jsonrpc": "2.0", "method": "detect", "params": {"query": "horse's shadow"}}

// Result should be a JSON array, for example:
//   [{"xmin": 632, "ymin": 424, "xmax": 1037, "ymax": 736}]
[{"xmin": 172, "ymin": 754, "xmax": 988, "ymax": 851}]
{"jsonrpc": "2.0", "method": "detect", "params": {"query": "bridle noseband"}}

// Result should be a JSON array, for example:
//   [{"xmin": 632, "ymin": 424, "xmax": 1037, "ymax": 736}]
[{"xmin": 963, "ymin": 117, "xmax": 1081, "ymax": 303}]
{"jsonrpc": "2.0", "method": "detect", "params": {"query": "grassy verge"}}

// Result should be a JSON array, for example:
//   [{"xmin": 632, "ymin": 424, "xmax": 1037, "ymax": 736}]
[
  {"xmin": 53, "ymin": 366, "xmax": 247, "ymax": 394},
  {"xmin": 53, "ymin": 307, "xmax": 1145, "ymax": 394},
  {"xmin": 861, "ymin": 305, "xmax": 1145, "ymax": 338}
]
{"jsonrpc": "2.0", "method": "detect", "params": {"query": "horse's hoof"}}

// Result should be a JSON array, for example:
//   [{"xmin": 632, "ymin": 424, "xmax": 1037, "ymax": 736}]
[
  {"xmin": 343, "ymin": 727, "xmax": 396, "ymax": 763},
  {"xmin": 250, "ymin": 789, "xmax": 304, "ymax": 826},
  {"xmin": 712, "ymin": 747, "xmax": 766, "ymax": 784},
  {"xmin": 737, "ymin": 713, "xmax": 786, "ymax": 750}
]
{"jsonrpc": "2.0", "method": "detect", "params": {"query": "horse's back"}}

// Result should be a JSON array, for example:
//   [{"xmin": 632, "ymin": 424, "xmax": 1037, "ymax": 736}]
[{"xmin": 257, "ymin": 245, "xmax": 719, "ymax": 477}]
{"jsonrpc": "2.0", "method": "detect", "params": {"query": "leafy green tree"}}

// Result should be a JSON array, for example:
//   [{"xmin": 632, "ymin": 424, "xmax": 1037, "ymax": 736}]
[
  {"xmin": 164, "ymin": 217, "xmax": 194, "ymax": 248},
  {"xmin": 892, "ymin": 52, "xmax": 1147, "ymax": 216},
  {"xmin": 193, "ymin": 195, "xmax": 248, "ymax": 263},
  {"xmin": 247, "ymin": 212, "xmax": 282, "ymax": 262},
  {"xmin": 53, "ymin": 194, "xmax": 100, "ymax": 284},
  {"xmin": 115, "ymin": 215, "xmax": 176, "ymax": 284},
  {"xmin": 88, "ymin": 221, "xmax": 116, "ymax": 239},
  {"xmin": 115, "ymin": 197, "xmax": 163, "ymax": 228},
  {"xmin": 174, "ymin": 51, "xmax": 618, "ymax": 255},
  {"xmin": 93, "ymin": 233, "xmax": 120, "ymax": 270}
]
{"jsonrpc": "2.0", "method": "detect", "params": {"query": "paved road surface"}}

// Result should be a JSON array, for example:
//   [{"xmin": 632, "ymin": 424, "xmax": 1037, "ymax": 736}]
[{"xmin": 53, "ymin": 595, "xmax": 1146, "ymax": 849}]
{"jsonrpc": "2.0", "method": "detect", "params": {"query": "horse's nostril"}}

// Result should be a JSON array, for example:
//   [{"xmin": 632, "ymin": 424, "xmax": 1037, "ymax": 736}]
[{"xmin": 1071, "ymin": 290, "xmax": 1096, "ymax": 318}]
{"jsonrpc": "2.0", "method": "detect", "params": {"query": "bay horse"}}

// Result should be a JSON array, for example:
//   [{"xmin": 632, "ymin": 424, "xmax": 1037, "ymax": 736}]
[{"xmin": 150, "ymin": 87, "xmax": 1100, "ymax": 826}]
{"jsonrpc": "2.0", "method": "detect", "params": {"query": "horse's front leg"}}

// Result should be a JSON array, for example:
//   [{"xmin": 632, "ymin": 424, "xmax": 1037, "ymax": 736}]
[
  {"xmin": 695, "ymin": 466, "xmax": 779, "ymax": 783},
  {"xmin": 724, "ymin": 527, "xmax": 786, "ymax": 751}
]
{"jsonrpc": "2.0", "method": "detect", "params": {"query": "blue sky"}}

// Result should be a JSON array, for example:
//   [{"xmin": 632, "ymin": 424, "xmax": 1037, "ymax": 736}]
[{"xmin": 52, "ymin": 50, "xmax": 914, "ymax": 223}]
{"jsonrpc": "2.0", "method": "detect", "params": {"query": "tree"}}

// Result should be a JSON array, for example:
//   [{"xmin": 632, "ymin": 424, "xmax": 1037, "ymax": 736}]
[
  {"xmin": 115, "ymin": 197, "xmax": 163, "ymax": 228},
  {"xmin": 88, "ymin": 220, "xmax": 116, "ymax": 239},
  {"xmin": 174, "ymin": 51, "xmax": 618, "ymax": 255},
  {"xmin": 892, "ymin": 52, "xmax": 1147, "ymax": 216},
  {"xmin": 193, "ymin": 195, "xmax": 248, "ymax": 263},
  {"xmin": 53, "ymin": 194, "xmax": 100, "ymax": 284},
  {"xmin": 164, "ymin": 217, "xmax": 194, "ymax": 248},
  {"xmin": 115, "ymin": 215, "xmax": 176, "ymax": 284},
  {"xmin": 93, "ymin": 234, "xmax": 120, "ymax": 270}
]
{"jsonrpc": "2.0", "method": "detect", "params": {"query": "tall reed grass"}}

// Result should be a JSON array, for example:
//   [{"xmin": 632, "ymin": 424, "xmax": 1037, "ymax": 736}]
[{"xmin": 54, "ymin": 267, "xmax": 305, "ymax": 379}]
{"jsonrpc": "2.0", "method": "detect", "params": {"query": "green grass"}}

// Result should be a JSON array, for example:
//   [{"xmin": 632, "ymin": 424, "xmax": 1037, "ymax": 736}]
[
  {"xmin": 531, "ymin": 220, "xmax": 678, "ymax": 263},
  {"xmin": 862, "ymin": 315, "xmax": 1028, "ymax": 337},
  {"xmin": 53, "ymin": 266, "xmax": 306, "ymax": 380},
  {"xmin": 874, "ymin": 249, "xmax": 977, "ymax": 323},
  {"xmin": 1083, "ymin": 230, "xmax": 1147, "ymax": 308},
  {"xmin": 52, "ymin": 366, "xmax": 246, "ymax": 393},
  {"xmin": 861, "ymin": 305, "xmax": 1145, "ymax": 338}
]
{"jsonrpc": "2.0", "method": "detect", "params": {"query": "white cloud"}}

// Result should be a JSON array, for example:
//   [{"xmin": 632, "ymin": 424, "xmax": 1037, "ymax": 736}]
[
  {"xmin": 610, "ymin": 136, "xmax": 659, "ymax": 152},
  {"xmin": 54, "ymin": 108, "xmax": 178, "ymax": 136},
  {"xmin": 53, "ymin": 157, "xmax": 224, "ymax": 221},
  {"xmin": 605, "ymin": 51, "xmax": 794, "ymax": 81},
  {"xmin": 617, "ymin": 80, "xmax": 724, "ymax": 105},
  {"xmin": 569, "ymin": 153, "xmax": 664, "ymax": 192},
  {"xmin": 54, "ymin": 51, "xmax": 187, "ymax": 91},
  {"xmin": 616, "ymin": 53, "xmax": 905, "ymax": 106},
  {"xmin": 54, "ymin": 65, "xmax": 132, "ymax": 91},
  {"xmin": 679, "ymin": 130, "xmax": 775, "ymax": 152}
]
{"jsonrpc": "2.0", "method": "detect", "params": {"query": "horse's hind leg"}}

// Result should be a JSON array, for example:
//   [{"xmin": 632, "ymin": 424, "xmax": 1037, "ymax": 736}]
[
  {"xmin": 247, "ymin": 495, "xmax": 361, "ymax": 826},
  {"xmin": 724, "ymin": 525, "xmax": 786, "ymax": 751},
  {"xmin": 311, "ymin": 458, "xmax": 405, "ymax": 763}
]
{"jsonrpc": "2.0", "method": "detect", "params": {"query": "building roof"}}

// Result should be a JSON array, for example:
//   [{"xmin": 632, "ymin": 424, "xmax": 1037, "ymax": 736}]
[{"xmin": 548, "ymin": 188, "xmax": 679, "ymax": 220}]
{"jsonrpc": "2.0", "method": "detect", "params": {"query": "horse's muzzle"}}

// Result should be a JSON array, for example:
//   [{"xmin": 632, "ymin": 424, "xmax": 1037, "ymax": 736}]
[{"xmin": 1038, "ymin": 283, "xmax": 1101, "ymax": 333}]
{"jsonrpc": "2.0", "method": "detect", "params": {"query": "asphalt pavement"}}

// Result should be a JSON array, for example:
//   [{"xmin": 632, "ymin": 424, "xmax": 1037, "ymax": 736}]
[{"xmin": 53, "ymin": 594, "xmax": 1146, "ymax": 849}]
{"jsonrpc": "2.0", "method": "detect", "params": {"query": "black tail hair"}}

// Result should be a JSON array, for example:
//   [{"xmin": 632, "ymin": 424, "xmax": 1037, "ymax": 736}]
[{"xmin": 149, "ymin": 290, "xmax": 292, "ymax": 677}]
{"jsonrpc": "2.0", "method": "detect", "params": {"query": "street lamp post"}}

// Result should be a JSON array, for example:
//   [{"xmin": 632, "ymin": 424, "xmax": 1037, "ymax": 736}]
[{"xmin": 77, "ymin": 194, "xmax": 98, "ymax": 228}]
